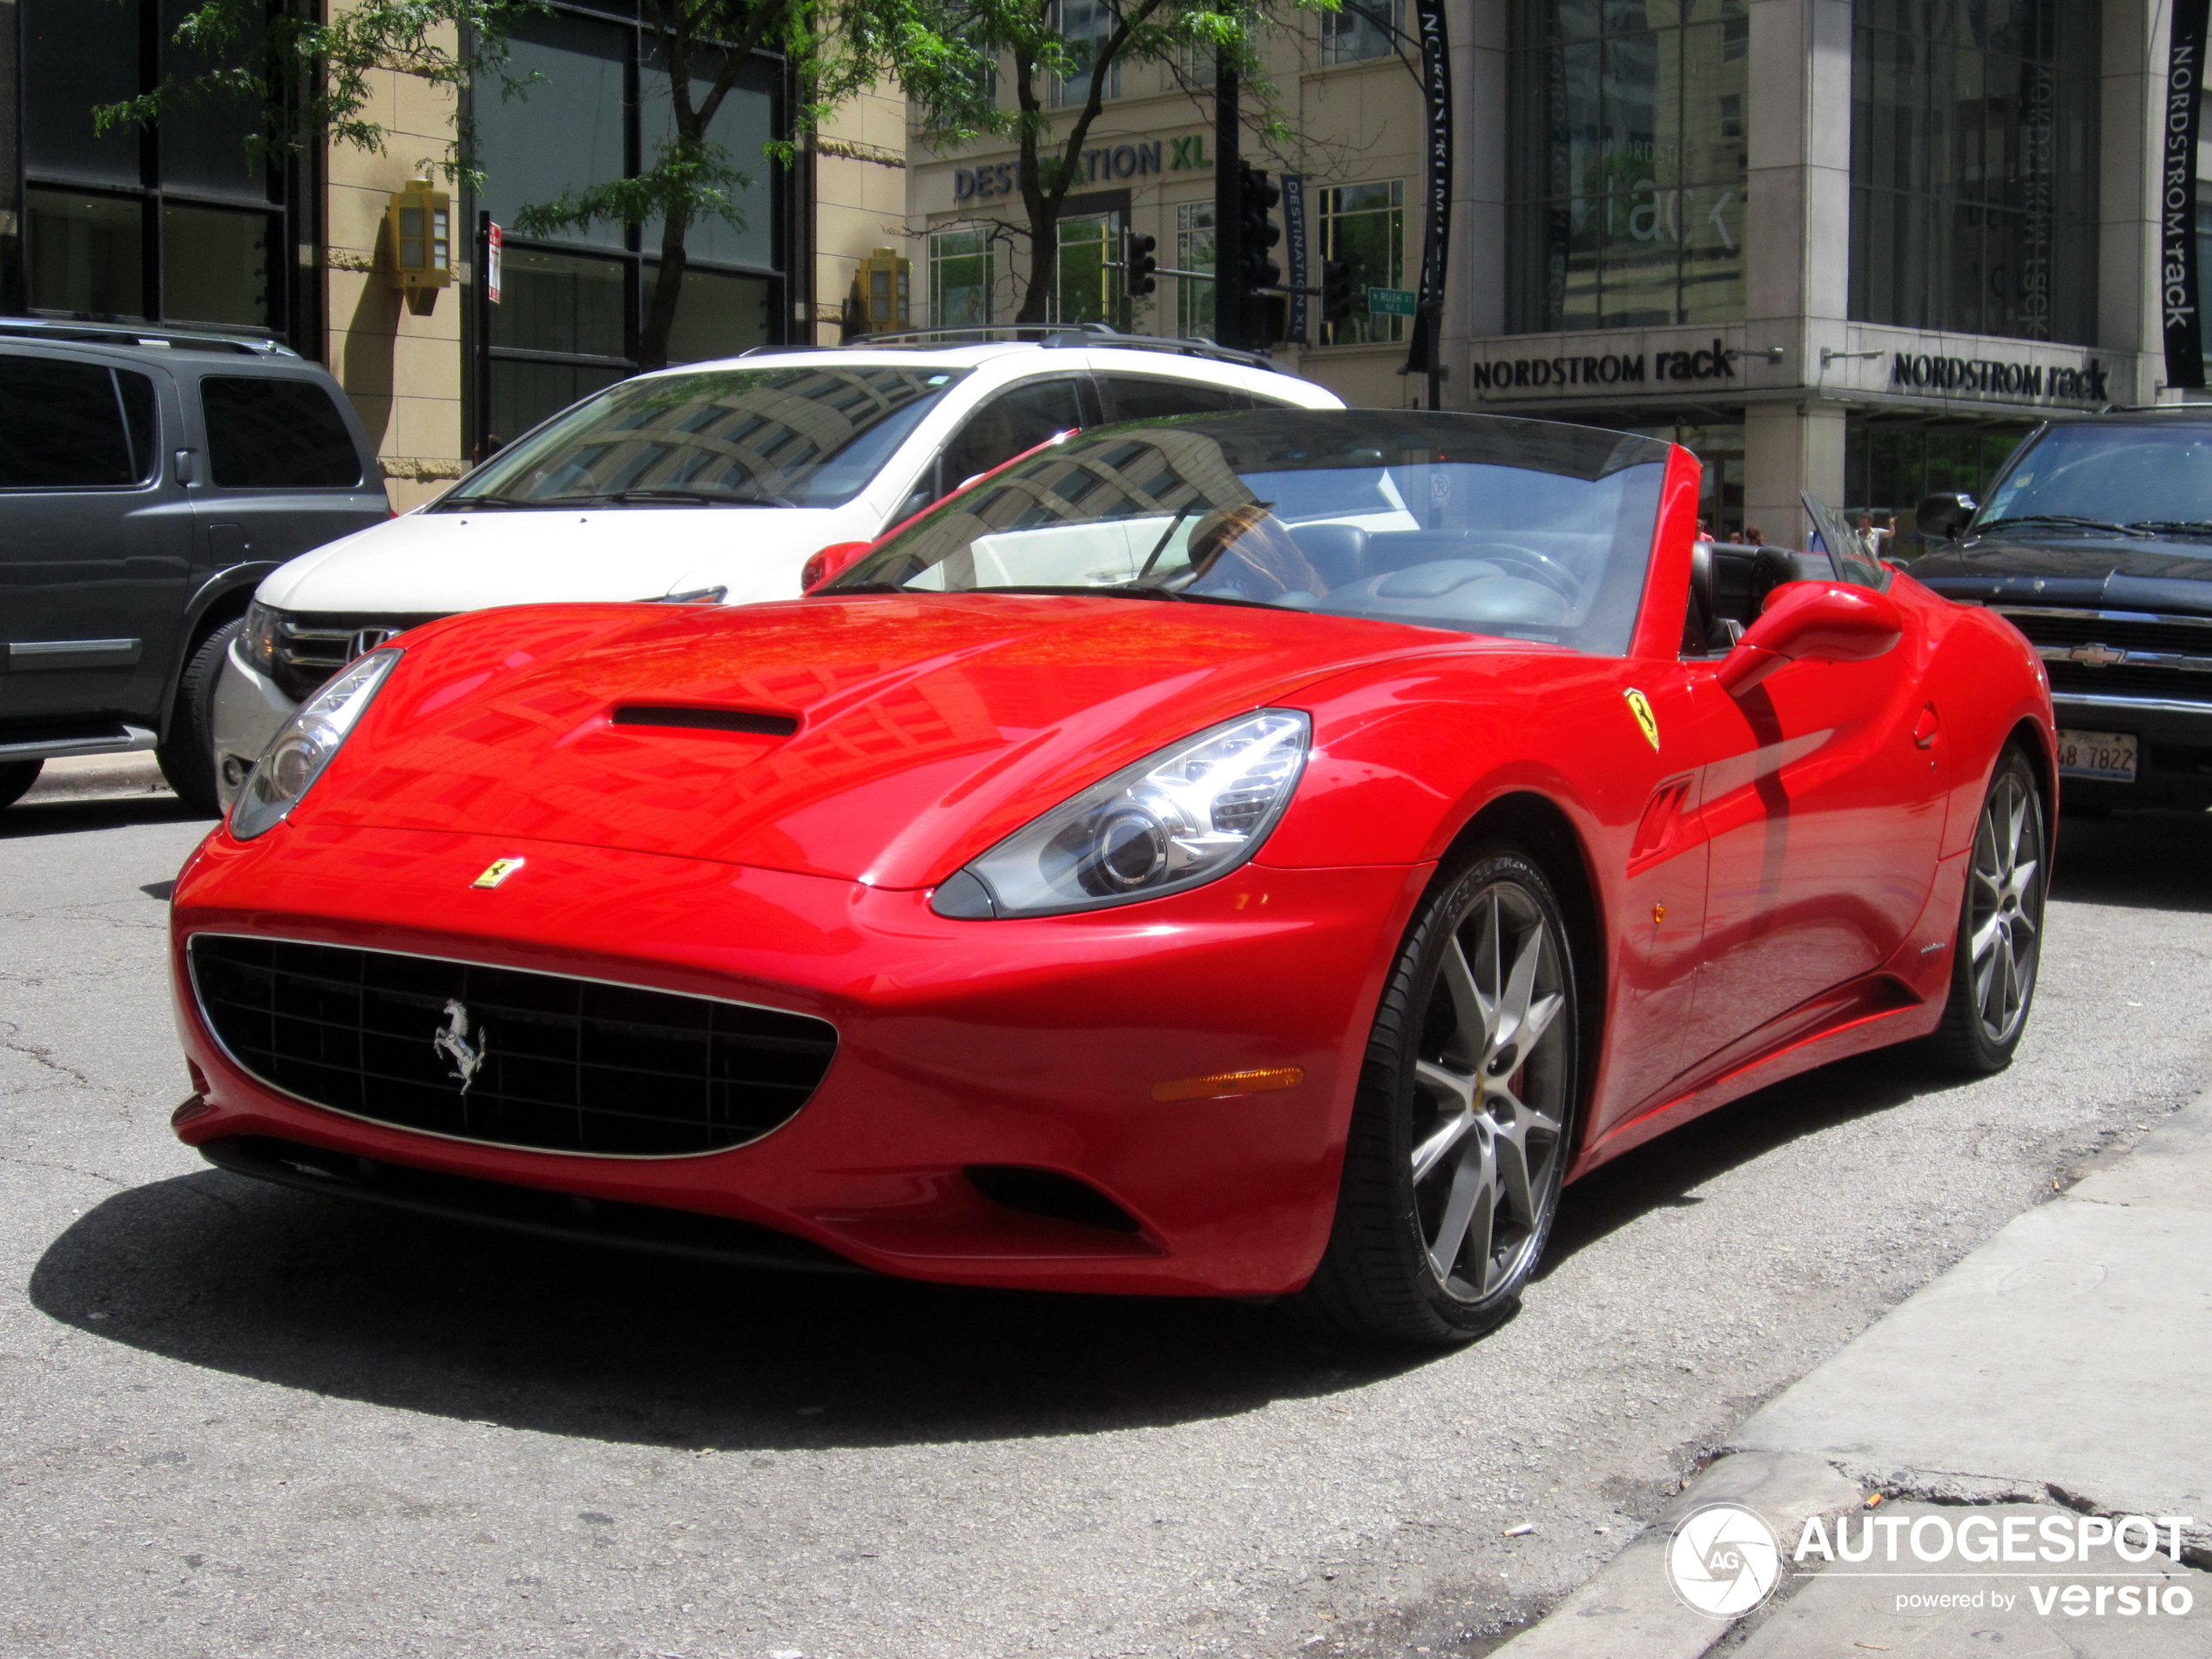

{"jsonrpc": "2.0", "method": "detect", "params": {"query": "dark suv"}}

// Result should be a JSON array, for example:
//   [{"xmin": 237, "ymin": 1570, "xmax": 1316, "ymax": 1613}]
[
  {"xmin": 0, "ymin": 320, "xmax": 388, "ymax": 814},
  {"xmin": 1912, "ymin": 408, "xmax": 2212, "ymax": 811}
]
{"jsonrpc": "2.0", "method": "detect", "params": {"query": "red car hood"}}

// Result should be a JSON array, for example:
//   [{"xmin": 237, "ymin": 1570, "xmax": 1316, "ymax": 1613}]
[{"xmin": 303, "ymin": 594, "xmax": 1433, "ymax": 887}]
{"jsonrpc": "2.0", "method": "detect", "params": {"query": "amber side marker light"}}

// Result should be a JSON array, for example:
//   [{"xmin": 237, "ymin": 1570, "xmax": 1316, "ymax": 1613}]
[{"xmin": 1151, "ymin": 1067, "xmax": 1305, "ymax": 1103}]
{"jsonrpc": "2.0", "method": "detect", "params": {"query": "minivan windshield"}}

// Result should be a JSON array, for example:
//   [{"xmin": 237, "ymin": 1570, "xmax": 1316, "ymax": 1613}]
[
  {"xmin": 435, "ymin": 364, "xmax": 970, "ymax": 511},
  {"xmin": 825, "ymin": 409, "xmax": 1670, "ymax": 654},
  {"xmin": 1976, "ymin": 422, "xmax": 2212, "ymax": 537}
]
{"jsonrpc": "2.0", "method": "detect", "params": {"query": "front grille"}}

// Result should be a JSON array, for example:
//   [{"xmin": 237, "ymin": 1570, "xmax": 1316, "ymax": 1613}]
[
  {"xmin": 1997, "ymin": 609, "xmax": 2212, "ymax": 658},
  {"xmin": 2045, "ymin": 661, "xmax": 2212, "ymax": 701},
  {"xmin": 269, "ymin": 610, "xmax": 444, "ymax": 703},
  {"xmin": 190, "ymin": 935, "xmax": 837, "ymax": 1157}
]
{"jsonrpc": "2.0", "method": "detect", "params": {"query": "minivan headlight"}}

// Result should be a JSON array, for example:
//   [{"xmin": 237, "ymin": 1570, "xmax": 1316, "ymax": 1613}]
[
  {"xmin": 242, "ymin": 601, "xmax": 282, "ymax": 676},
  {"xmin": 229, "ymin": 647, "xmax": 401, "ymax": 840},
  {"xmin": 932, "ymin": 711, "xmax": 1310, "ymax": 919}
]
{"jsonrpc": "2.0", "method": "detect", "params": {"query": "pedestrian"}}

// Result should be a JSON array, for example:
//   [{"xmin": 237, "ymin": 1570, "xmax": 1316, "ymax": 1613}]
[
  {"xmin": 1743, "ymin": 524, "xmax": 1766, "ymax": 547},
  {"xmin": 1696, "ymin": 516, "xmax": 1716, "ymax": 545}
]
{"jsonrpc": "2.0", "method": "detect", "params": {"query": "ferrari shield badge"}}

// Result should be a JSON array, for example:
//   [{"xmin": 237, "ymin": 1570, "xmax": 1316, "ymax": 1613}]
[
  {"xmin": 471, "ymin": 857, "xmax": 524, "ymax": 889},
  {"xmin": 1624, "ymin": 689, "xmax": 1661, "ymax": 752}
]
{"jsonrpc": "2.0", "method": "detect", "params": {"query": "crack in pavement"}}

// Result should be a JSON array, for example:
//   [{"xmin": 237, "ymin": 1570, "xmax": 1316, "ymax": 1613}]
[{"xmin": 0, "ymin": 1023, "xmax": 93, "ymax": 1089}]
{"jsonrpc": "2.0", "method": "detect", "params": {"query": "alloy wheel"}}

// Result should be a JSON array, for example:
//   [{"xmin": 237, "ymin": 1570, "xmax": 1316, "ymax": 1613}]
[
  {"xmin": 1409, "ymin": 880, "xmax": 1572, "ymax": 1304},
  {"xmin": 1966, "ymin": 765, "xmax": 2045, "ymax": 1046}
]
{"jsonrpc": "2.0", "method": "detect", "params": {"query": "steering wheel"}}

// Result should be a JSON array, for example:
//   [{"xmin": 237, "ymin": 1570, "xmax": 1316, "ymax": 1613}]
[{"xmin": 1478, "ymin": 544, "xmax": 1581, "ymax": 600}]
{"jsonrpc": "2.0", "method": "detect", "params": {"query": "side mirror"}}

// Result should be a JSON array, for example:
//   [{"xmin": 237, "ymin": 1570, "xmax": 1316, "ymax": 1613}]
[
  {"xmin": 1915, "ymin": 491, "xmax": 1976, "ymax": 542},
  {"xmin": 1716, "ymin": 580, "xmax": 1903, "ymax": 697},
  {"xmin": 801, "ymin": 541, "xmax": 873, "ymax": 593}
]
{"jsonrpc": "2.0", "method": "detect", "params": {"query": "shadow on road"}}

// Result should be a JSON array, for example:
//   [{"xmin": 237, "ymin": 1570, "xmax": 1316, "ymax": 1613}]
[
  {"xmin": 2050, "ymin": 807, "xmax": 2212, "ymax": 914},
  {"xmin": 1, "ymin": 794, "xmax": 213, "ymax": 840},
  {"xmin": 29, "ymin": 1168, "xmax": 1433, "ymax": 1452}
]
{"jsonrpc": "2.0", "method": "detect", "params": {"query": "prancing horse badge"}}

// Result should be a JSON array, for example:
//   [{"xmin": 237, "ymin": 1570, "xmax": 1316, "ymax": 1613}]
[
  {"xmin": 471, "ymin": 857, "xmax": 524, "ymax": 889},
  {"xmin": 1624, "ymin": 689, "xmax": 1661, "ymax": 752}
]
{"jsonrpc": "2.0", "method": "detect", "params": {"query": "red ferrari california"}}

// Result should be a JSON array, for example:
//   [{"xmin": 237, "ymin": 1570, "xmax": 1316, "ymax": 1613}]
[{"xmin": 168, "ymin": 409, "xmax": 2053, "ymax": 1344}]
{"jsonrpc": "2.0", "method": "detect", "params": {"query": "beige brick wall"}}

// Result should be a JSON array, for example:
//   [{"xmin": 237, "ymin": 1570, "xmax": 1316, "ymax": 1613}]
[
  {"xmin": 322, "ymin": 13, "xmax": 465, "ymax": 514},
  {"xmin": 813, "ymin": 84, "xmax": 918, "ymax": 345}
]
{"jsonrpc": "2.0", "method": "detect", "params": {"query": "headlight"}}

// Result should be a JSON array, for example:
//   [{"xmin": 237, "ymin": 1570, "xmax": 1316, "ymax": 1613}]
[
  {"xmin": 242, "ymin": 601, "xmax": 282, "ymax": 676},
  {"xmin": 229, "ymin": 648, "xmax": 401, "ymax": 840},
  {"xmin": 933, "ymin": 711, "xmax": 1310, "ymax": 919}
]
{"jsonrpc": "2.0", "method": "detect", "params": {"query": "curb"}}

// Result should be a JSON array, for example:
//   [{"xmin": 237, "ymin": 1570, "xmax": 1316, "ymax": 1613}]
[{"xmin": 1488, "ymin": 1452, "xmax": 1866, "ymax": 1658}]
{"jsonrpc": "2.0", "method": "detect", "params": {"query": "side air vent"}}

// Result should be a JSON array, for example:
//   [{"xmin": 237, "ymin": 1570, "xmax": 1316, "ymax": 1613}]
[
  {"xmin": 965, "ymin": 1164, "xmax": 1143, "ymax": 1234},
  {"xmin": 611, "ymin": 705, "xmax": 799, "ymax": 737}
]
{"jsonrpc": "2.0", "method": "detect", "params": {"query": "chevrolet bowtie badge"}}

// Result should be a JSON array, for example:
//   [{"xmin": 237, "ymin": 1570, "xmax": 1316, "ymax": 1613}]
[{"xmin": 471, "ymin": 857, "xmax": 524, "ymax": 889}]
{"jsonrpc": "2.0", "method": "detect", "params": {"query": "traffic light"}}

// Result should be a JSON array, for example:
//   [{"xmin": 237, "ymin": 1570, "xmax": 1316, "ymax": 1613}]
[
  {"xmin": 1320, "ymin": 258, "xmax": 1354, "ymax": 328},
  {"xmin": 1236, "ymin": 163, "xmax": 1281, "ymax": 292},
  {"xmin": 1126, "ymin": 232, "xmax": 1157, "ymax": 298}
]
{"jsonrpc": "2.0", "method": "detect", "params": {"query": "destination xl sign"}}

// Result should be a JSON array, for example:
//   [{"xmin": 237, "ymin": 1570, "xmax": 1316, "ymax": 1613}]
[{"xmin": 1889, "ymin": 352, "xmax": 2110, "ymax": 405}]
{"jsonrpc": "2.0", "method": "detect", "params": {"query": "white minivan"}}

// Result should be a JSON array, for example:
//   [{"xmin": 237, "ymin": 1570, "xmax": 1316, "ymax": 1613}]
[{"xmin": 212, "ymin": 331, "xmax": 1345, "ymax": 802}]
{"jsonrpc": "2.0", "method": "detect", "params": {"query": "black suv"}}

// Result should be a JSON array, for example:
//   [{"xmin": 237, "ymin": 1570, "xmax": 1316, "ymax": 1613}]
[
  {"xmin": 1912, "ymin": 408, "xmax": 2212, "ymax": 811},
  {"xmin": 0, "ymin": 320, "xmax": 388, "ymax": 814}
]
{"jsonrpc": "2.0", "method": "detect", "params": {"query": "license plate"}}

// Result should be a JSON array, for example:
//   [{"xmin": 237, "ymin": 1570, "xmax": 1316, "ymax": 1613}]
[{"xmin": 2056, "ymin": 728, "xmax": 2138, "ymax": 783}]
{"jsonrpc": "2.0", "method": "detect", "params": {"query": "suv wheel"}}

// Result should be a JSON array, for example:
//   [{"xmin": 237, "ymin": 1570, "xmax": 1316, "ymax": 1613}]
[{"xmin": 158, "ymin": 618, "xmax": 242, "ymax": 819}]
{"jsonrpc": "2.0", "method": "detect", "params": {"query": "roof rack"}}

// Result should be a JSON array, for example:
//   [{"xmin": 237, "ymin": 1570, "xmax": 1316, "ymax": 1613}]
[
  {"xmin": 835, "ymin": 322, "xmax": 1284, "ymax": 374},
  {"xmin": 0, "ymin": 314, "xmax": 299, "ymax": 357}
]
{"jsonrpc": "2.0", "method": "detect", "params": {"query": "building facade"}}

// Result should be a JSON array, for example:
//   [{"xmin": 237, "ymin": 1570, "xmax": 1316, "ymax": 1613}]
[
  {"xmin": 910, "ymin": 0, "xmax": 2182, "ymax": 545},
  {"xmin": 3, "ymin": 0, "xmax": 903, "ymax": 509}
]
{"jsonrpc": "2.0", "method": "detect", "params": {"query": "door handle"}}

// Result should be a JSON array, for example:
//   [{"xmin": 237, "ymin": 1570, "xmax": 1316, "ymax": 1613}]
[{"xmin": 1912, "ymin": 705, "xmax": 1940, "ymax": 749}]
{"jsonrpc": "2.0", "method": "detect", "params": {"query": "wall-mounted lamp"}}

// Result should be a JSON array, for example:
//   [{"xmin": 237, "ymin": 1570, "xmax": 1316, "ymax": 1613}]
[
  {"xmin": 1820, "ymin": 347, "xmax": 1885, "ymax": 368},
  {"xmin": 384, "ymin": 179, "xmax": 454, "ymax": 295},
  {"xmin": 846, "ymin": 247, "xmax": 912, "ymax": 336},
  {"xmin": 1744, "ymin": 345, "xmax": 1787, "ymax": 362}
]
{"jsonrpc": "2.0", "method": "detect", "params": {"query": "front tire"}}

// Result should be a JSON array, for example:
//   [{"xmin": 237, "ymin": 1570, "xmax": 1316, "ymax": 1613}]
[
  {"xmin": 1302, "ymin": 847, "xmax": 1581, "ymax": 1345},
  {"xmin": 1926, "ymin": 745, "xmax": 2047, "ymax": 1075},
  {"xmin": 157, "ymin": 618, "xmax": 242, "ymax": 819}
]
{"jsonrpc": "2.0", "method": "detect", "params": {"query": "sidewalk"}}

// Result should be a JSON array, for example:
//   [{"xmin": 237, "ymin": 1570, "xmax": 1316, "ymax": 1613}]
[
  {"xmin": 19, "ymin": 753, "xmax": 172, "ymax": 803},
  {"xmin": 1492, "ymin": 1088, "xmax": 2212, "ymax": 1658}
]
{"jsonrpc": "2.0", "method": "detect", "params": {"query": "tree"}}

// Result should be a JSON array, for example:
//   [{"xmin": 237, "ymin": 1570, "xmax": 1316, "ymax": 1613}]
[
  {"xmin": 900, "ymin": 0, "xmax": 1331, "ymax": 327},
  {"xmin": 95, "ymin": 0, "xmax": 887, "ymax": 369}
]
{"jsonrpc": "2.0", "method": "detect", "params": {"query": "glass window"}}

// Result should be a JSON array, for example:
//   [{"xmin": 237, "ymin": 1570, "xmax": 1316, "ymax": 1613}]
[
  {"xmin": 26, "ymin": 189, "xmax": 147, "ymax": 318},
  {"xmin": 1050, "ymin": 0, "xmax": 1123, "ymax": 106},
  {"xmin": 488, "ymin": 361, "xmax": 627, "ymax": 455},
  {"xmin": 1100, "ymin": 376, "xmax": 1252, "ymax": 421},
  {"xmin": 1849, "ymin": 2, "xmax": 2098, "ymax": 345},
  {"xmin": 1322, "ymin": 0, "xmax": 1406, "ymax": 65},
  {"xmin": 930, "ymin": 228, "xmax": 996, "ymax": 327},
  {"xmin": 23, "ymin": 0, "xmax": 142, "ymax": 184},
  {"xmin": 1966, "ymin": 423, "xmax": 2212, "ymax": 536},
  {"xmin": 1507, "ymin": 1, "xmax": 1748, "ymax": 333},
  {"xmin": 477, "ymin": 10, "xmax": 631, "ymax": 253},
  {"xmin": 655, "ymin": 265, "xmax": 772, "ymax": 363},
  {"xmin": 1843, "ymin": 418, "xmax": 2034, "ymax": 555},
  {"xmin": 490, "ymin": 247, "xmax": 629, "ymax": 359},
  {"xmin": 1054, "ymin": 212, "xmax": 1126, "ymax": 327},
  {"xmin": 639, "ymin": 50, "xmax": 778, "ymax": 272},
  {"xmin": 201, "ymin": 378, "xmax": 364, "ymax": 489},
  {"xmin": 158, "ymin": 0, "xmax": 268, "ymax": 199},
  {"xmin": 941, "ymin": 378, "xmax": 1086, "ymax": 488},
  {"xmin": 832, "ymin": 410, "xmax": 1671, "ymax": 657},
  {"xmin": 1175, "ymin": 202, "xmax": 1216, "ymax": 339},
  {"xmin": 0, "ymin": 356, "xmax": 157, "ymax": 489},
  {"xmin": 1318, "ymin": 181, "xmax": 1405, "ymax": 345},
  {"xmin": 450, "ymin": 365, "xmax": 972, "ymax": 509},
  {"xmin": 162, "ymin": 203, "xmax": 276, "ymax": 330}
]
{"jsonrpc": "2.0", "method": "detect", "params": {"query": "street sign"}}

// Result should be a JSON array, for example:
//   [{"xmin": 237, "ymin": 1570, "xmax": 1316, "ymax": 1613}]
[
  {"xmin": 485, "ymin": 223, "xmax": 502, "ymax": 305},
  {"xmin": 1366, "ymin": 286, "xmax": 1417, "ymax": 317}
]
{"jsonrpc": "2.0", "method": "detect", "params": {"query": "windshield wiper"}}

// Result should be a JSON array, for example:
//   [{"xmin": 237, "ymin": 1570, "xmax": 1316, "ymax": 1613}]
[
  {"xmin": 594, "ymin": 486, "xmax": 798, "ymax": 508},
  {"xmin": 442, "ymin": 493, "xmax": 543, "ymax": 510},
  {"xmin": 2125, "ymin": 519, "xmax": 2212, "ymax": 538},
  {"xmin": 1975, "ymin": 513, "xmax": 2133, "ymax": 536}
]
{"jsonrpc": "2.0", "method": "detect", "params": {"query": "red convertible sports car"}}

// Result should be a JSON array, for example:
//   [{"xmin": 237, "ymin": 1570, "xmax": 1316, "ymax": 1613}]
[{"xmin": 167, "ymin": 409, "xmax": 2054, "ymax": 1343}]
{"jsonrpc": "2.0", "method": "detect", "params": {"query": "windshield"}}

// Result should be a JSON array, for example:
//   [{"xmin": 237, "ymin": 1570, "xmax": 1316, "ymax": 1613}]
[
  {"xmin": 435, "ymin": 364, "xmax": 970, "ymax": 510},
  {"xmin": 1976, "ymin": 422, "xmax": 2212, "ymax": 536},
  {"xmin": 825, "ymin": 409, "xmax": 1670, "ymax": 653}
]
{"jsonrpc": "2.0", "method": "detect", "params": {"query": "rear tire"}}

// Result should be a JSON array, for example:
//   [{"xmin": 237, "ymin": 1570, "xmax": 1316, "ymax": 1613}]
[
  {"xmin": 157, "ymin": 618, "xmax": 242, "ymax": 819},
  {"xmin": 1925, "ymin": 745, "xmax": 2047, "ymax": 1076},
  {"xmin": 0, "ymin": 759, "xmax": 42, "ymax": 811},
  {"xmin": 1301, "ymin": 846, "xmax": 1581, "ymax": 1345}
]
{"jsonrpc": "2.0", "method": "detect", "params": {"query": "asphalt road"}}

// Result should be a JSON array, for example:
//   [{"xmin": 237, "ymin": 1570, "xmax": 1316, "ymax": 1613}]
[{"xmin": 4, "ymin": 780, "xmax": 2209, "ymax": 1659}]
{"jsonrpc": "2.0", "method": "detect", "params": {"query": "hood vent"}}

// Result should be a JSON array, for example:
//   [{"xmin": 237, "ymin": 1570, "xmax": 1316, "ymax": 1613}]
[{"xmin": 611, "ymin": 705, "xmax": 799, "ymax": 737}]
